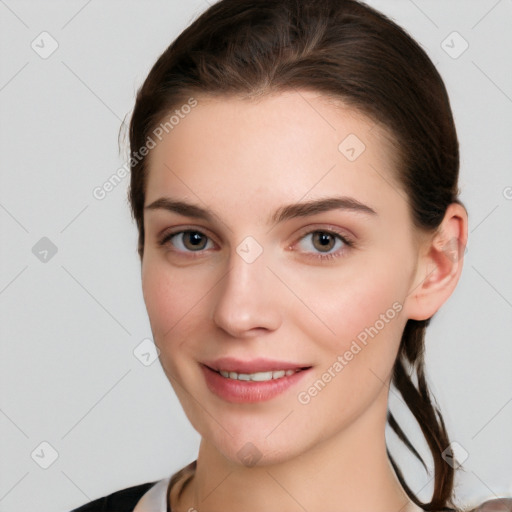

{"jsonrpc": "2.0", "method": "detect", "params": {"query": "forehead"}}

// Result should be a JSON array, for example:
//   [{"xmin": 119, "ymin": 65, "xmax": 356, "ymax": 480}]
[{"xmin": 144, "ymin": 90, "xmax": 405, "ymax": 218}]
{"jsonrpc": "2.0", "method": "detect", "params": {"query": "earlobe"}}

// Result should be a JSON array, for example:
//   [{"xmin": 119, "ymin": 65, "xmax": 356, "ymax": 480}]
[{"xmin": 405, "ymin": 203, "xmax": 468, "ymax": 321}]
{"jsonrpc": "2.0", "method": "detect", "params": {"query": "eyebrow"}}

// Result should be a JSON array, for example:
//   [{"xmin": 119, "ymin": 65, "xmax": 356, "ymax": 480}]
[
  {"xmin": 144, "ymin": 196, "xmax": 377, "ymax": 224},
  {"xmin": 270, "ymin": 196, "xmax": 377, "ymax": 223}
]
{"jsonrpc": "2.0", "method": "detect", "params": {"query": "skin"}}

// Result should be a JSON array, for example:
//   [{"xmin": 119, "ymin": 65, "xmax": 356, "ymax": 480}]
[{"xmin": 140, "ymin": 90, "xmax": 468, "ymax": 512}]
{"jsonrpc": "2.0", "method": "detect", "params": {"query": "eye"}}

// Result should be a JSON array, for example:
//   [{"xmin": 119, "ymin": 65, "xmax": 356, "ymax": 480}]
[
  {"xmin": 295, "ymin": 229, "xmax": 353, "ymax": 260},
  {"xmin": 160, "ymin": 230, "xmax": 214, "ymax": 253}
]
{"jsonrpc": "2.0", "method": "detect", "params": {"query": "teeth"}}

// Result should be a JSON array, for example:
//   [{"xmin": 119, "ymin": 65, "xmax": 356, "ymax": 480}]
[{"xmin": 218, "ymin": 369, "xmax": 298, "ymax": 381}]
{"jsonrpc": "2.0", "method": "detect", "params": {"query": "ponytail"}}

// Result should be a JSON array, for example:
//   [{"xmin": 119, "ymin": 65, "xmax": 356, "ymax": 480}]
[{"xmin": 388, "ymin": 319, "xmax": 457, "ymax": 510}]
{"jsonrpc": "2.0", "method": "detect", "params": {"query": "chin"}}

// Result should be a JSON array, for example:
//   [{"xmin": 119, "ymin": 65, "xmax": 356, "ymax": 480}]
[
  {"xmin": 225, "ymin": 441, "xmax": 300, "ymax": 468},
  {"xmin": 198, "ymin": 420, "xmax": 310, "ymax": 469}
]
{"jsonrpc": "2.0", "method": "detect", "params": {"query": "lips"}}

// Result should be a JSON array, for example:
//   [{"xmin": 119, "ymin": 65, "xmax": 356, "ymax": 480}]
[
  {"xmin": 200, "ymin": 358, "xmax": 313, "ymax": 402},
  {"xmin": 200, "ymin": 362, "xmax": 312, "ymax": 403}
]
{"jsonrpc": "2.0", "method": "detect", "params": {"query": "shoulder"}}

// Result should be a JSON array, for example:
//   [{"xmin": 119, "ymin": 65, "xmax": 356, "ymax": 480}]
[
  {"xmin": 467, "ymin": 498, "xmax": 512, "ymax": 512},
  {"xmin": 69, "ymin": 480, "xmax": 159, "ymax": 512}
]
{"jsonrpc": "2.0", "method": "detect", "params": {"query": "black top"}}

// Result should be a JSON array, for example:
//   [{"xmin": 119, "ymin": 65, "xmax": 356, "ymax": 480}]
[{"xmin": 69, "ymin": 481, "xmax": 159, "ymax": 512}]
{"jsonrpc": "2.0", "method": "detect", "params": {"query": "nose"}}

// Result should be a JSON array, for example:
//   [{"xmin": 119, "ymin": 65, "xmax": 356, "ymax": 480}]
[{"xmin": 210, "ymin": 244, "xmax": 282, "ymax": 338}]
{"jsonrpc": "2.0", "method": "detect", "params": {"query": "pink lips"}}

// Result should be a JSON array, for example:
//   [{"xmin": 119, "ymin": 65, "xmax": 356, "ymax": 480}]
[{"xmin": 200, "ymin": 357, "xmax": 312, "ymax": 404}]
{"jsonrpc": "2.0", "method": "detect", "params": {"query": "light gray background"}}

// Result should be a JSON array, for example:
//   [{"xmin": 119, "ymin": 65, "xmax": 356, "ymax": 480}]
[{"xmin": 0, "ymin": 1, "xmax": 511, "ymax": 511}]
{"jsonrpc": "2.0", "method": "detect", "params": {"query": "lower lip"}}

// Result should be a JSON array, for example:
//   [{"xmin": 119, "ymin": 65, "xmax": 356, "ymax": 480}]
[{"xmin": 201, "ymin": 364, "xmax": 311, "ymax": 404}]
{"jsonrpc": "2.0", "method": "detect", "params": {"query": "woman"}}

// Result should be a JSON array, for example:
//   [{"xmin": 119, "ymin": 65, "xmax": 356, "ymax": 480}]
[{"xmin": 71, "ymin": 0, "xmax": 510, "ymax": 511}]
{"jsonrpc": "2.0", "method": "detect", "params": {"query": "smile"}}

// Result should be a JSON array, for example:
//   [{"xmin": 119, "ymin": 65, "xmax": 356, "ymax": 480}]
[
  {"xmin": 201, "ymin": 364, "xmax": 312, "ymax": 403},
  {"xmin": 217, "ymin": 369, "xmax": 301, "ymax": 382}
]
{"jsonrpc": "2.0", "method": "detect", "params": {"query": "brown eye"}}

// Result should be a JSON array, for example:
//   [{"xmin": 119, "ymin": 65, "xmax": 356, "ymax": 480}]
[
  {"xmin": 182, "ymin": 231, "xmax": 209, "ymax": 251},
  {"xmin": 162, "ymin": 230, "xmax": 213, "ymax": 252},
  {"xmin": 295, "ymin": 229, "xmax": 352, "ymax": 261},
  {"xmin": 311, "ymin": 232, "xmax": 336, "ymax": 252}
]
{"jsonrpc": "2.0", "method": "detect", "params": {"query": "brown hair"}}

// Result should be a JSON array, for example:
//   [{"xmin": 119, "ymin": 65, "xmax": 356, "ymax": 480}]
[{"xmin": 127, "ymin": 0, "xmax": 465, "ymax": 509}]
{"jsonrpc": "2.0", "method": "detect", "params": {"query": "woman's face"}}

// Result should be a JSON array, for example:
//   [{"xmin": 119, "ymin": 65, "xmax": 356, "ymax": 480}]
[{"xmin": 141, "ymin": 91, "xmax": 423, "ymax": 466}]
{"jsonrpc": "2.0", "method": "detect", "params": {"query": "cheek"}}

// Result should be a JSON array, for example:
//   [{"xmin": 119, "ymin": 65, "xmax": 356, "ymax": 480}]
[
  {"xmin": 290, "ymin": 258, "xmax": 409, "ymax": 369},
  {"xmin": 291, "ymin": 267, "xmax": 408, "ymax": 429},
  {"xmin": 142, "ymin": 256, "xmax": 203, "ymax": 336},
  {"xmin": 141, "ymin": 262, "xmax": 174, "ymax": 339},
  {"xmin": 141, "ymin": 259, "xmax": 209, "ymax": 396},
  {"xmin": 141, "ymin": 257, "xmax": 211, "ymax": 371}
]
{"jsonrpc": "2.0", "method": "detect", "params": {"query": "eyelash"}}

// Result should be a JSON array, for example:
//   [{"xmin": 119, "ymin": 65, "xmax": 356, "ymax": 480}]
[
  {"xmin": 158, "ymin": 227, "xmax": 355, "ymax": 261},
  {"xmin": 293, "ymin": 228, "xmax": 354, "ymax": 261}
]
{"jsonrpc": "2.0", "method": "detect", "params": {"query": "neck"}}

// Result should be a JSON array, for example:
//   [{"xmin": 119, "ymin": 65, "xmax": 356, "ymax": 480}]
[{"xmin": 172, "ymin": 387, "xmax": 420, "ymax": 512}]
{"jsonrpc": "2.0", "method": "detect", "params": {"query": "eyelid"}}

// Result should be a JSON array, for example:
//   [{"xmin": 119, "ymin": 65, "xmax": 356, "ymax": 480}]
[
  {"xmin": 291, "ymin": 224, "xmax": 355, "ymax": 247},
  {"xmin": 288, "ymin": 224, "xmax": 356, "ymax": 262}
]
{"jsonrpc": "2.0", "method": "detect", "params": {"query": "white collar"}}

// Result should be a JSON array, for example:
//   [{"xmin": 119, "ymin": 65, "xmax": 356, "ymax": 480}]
[{"xmin": 132, "ymin": 476, "xmax": 171, "ymax": 512}]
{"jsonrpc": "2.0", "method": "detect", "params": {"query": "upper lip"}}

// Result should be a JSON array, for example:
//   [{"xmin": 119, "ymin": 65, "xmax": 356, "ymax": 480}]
[{"xmin": 202, "ymin": 357, "xmax": 311, "ymax": 374}]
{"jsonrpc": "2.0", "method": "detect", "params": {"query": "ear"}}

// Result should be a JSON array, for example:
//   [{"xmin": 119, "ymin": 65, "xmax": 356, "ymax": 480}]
[{"xmin": 405, "ymin": 202, "xmax": 468, "ymax": 321}]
